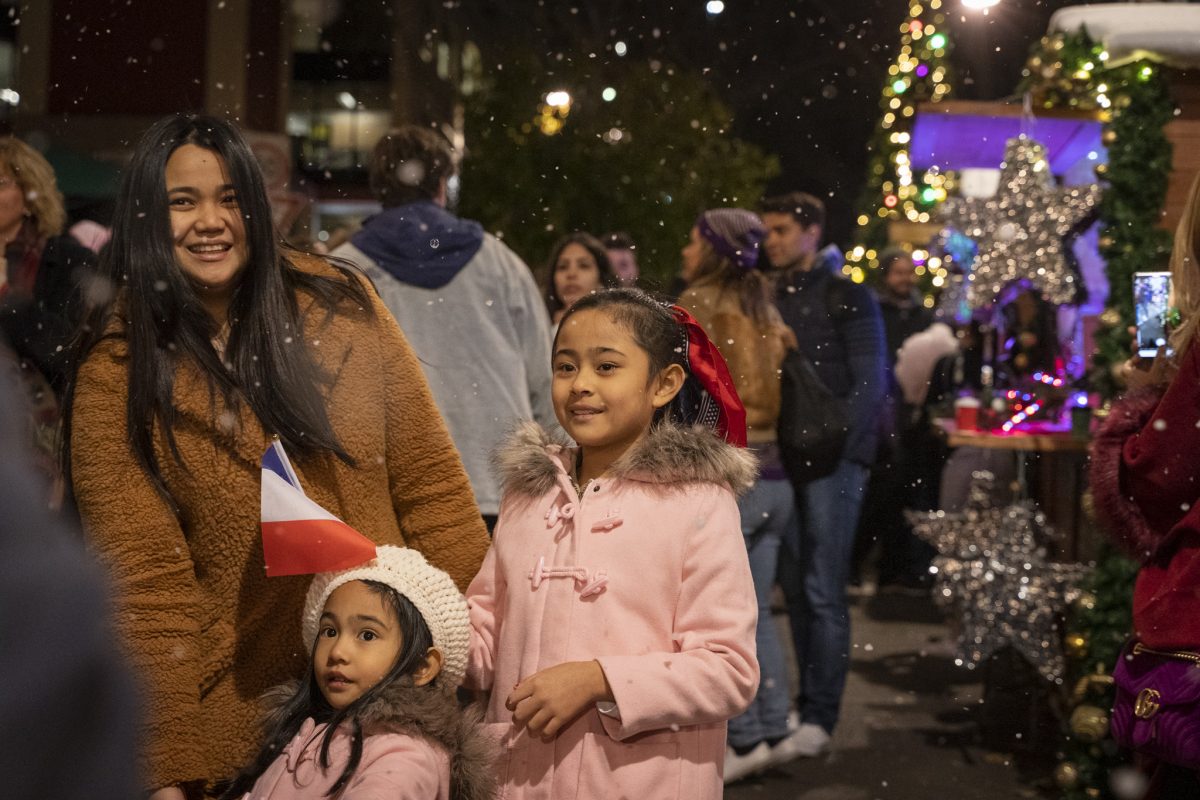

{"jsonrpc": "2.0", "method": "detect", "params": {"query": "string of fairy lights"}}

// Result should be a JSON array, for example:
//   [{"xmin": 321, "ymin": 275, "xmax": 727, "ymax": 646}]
[{"xmin": 847, "ymin": 0, "xmax": 955, "ymax": 284}]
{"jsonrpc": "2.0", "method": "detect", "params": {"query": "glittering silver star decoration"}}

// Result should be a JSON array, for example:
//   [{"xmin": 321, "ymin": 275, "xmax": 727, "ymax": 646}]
[
  {"xmin": 907, "ymin": 471, "xmax": 1089, "ymax": 682},
  {"xmin": 939, "ymin": 136, "xmax": 1101, "ymax": 309}
]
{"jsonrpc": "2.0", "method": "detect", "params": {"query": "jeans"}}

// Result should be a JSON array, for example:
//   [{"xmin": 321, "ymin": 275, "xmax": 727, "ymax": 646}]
[
  {"xmin": 778, "ymin": 458, "xmax": 870, "ymax": 734},
  {"xmin": 727, "ymin": 478, "xmax": 796, "ymax": 749}
]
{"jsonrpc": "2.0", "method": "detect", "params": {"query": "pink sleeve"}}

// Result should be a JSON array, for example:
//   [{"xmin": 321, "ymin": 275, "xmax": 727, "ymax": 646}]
[
  {"xmin": 344, "ymin": 736, "xmax": 446, "ymax": 799},
  {"xmin": 465, "ymin": 539, "xmax": 501, "ymax": 692},
  {"xmin": 595, "ymin": 487, "xmax": 759, "ymax": 739}
]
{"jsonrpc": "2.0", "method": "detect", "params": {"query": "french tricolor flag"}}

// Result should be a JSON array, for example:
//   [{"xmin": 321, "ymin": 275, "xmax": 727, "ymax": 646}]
[{"xmin": 260, "ymin": 439, "xmax": 377, "ymax": 577}]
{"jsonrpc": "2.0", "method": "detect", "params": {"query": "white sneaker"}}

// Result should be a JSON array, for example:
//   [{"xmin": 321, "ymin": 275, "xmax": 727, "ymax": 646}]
[
  {"xmin": 784, "ymin": 722, "xmax": 831, "ymax": 757},
  {"xmin": 723, "ymin": 741, "xmax": 771, "ymax": 783},
  {"xmin": 768, "ymin": 723, "xmax": 830, "ymax": 765}
]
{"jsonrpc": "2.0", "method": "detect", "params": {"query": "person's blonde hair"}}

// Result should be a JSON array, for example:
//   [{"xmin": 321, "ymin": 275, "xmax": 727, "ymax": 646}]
[
  {"xmin": 1169, "ymin": 171, "xmax": 1200, "ymax": 358},
  {"xmin": 0, "ymin": 137, "xmax": 65, "ymax": 238}
]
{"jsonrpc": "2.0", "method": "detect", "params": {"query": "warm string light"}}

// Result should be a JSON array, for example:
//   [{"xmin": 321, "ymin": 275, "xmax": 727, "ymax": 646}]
[{"xmin": 846, "ymin": 0, "xmax": 953, "ymax": 277}]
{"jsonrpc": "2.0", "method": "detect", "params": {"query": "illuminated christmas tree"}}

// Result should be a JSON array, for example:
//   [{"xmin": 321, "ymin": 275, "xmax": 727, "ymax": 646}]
[{"xmin": 847, "ymin": 0, "xmax": 955, "ymax": 282}]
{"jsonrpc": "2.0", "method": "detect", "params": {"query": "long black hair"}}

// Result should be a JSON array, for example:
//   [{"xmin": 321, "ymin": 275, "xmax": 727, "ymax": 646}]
[
  {"xmin": 61, "ymin": 114, "xmax": 371, "ymax": 504},
  {"xmin": 556, "ymin": 287, "xmax": 709, "ymax": 429},
  {"xmin": 219, "ymin": 581, "xmax": 435, "ymax": 799},
  {"xmin": 543, "ymin": 232, "xmax": 620, "ymax": 319}
]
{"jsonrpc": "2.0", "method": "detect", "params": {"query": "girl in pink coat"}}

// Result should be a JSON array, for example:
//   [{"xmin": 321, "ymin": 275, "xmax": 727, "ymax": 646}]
[
  {"xmin": 221, "ymin": 547, "xmax": 495, "ymax": 800},
  {"xmin": 467, "ymin": 288, "xmax": 760, "ymax": 799}
]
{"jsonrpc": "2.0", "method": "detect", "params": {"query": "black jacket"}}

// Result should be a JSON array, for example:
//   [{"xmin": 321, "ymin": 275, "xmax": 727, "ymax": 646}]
[{"xmin": 0, "ymin": 234, "xmax": 97, "ymax": 392}]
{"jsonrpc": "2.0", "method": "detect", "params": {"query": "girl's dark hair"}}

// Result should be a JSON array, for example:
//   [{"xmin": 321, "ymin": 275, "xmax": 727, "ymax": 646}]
[
  {"xmin": 543, "ymin": 232, "xmax": 619, "ymax": 318},
  {"xmin": 61, "ymin": 113, "xmax": 371, "ymax": 504},
  {"xmin": 219, "ymin": 581, "xmax": 435, "ymax": 799},
  {"xmin": 556, "ymin": 287, "xmax": 710, "ymax": 428}
]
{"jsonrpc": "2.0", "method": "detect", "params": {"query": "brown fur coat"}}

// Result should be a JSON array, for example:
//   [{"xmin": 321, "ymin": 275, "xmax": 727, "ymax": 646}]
[{"xmin": 70, "ymin": 255, "xmax": 489, "ymax": 792}]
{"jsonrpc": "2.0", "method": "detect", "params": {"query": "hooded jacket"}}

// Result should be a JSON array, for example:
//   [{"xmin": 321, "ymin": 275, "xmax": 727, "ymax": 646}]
[
  {"xmin": 466, "ymin": 422, "xmax": 760, "ymax": 799},
  {"xmin": 70, "ymin": 254, "xmax": 490, "ymax": 792},
  {"xmin": 247, "ymin": 681, "xmax": 496, "ymax": 800},
  {"xmin": 1090, "ymin": 341, "xmax": 1200, "ymax": 648},
  {"xmin": 334, "ymin": 201, "xmax": 556, "ymax": 516}
]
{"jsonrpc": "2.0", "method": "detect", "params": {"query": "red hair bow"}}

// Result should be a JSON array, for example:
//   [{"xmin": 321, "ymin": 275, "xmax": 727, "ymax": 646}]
[{"xmin": 670, "ymin": 305, "xmax": 748, "ymax": 447}]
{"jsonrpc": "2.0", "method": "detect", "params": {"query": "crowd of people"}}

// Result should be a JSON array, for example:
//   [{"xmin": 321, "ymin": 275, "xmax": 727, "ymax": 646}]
[{"xmin": 3, "ymin": 111, "xmax": 1197, "ymax": 800}]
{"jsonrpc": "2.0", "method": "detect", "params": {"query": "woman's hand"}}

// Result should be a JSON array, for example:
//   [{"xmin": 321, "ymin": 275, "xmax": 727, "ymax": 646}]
[
  {"xmin": 147, "ymin": 787, "xmax": 186, "ymax": 800},
  {"xmin": 506, "ymin": 660, "xmax": 614, "ymax": 739},
  {"xmin": 1118, "ymin": 339, "xmax": 1177, "ymax": 392}
]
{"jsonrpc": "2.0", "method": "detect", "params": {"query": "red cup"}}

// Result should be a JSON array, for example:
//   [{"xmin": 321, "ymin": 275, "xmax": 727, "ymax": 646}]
[{"xmin": 954, "ymin": 397, "xmax": 981, "ymax": 432}]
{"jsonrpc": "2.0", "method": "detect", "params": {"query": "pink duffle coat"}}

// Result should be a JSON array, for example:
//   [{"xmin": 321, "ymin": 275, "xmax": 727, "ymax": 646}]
[{"xmin": 467, "ymin": 422, "xmax": 760, "ymax": 800}]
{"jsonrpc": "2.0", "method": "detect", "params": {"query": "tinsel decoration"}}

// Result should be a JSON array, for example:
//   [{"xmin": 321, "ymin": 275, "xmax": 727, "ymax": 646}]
[
  {"xmin": 939, "ymin": 136, "xmax": 1101, "ymax": 309},
  {"xmin": 908, "ymin": 471, "xmax": 1088, "ymax": 681}
]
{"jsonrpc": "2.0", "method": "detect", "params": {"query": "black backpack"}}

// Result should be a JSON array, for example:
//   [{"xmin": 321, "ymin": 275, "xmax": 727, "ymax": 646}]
[{"xmin": 777, "ymin": 278, "xmax": 852, "ymax": 484}]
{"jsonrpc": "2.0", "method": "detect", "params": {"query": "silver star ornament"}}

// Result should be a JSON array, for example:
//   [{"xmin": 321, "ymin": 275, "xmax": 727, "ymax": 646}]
[{"xmin": 939, "ymin": 136, "xmax": 1101, "ymax": 309}]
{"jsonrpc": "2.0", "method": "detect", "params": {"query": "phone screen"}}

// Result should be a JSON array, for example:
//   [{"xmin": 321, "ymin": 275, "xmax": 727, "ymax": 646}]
[{"xmin": 1133, "ymin": 272, "xmax": 1173, "ymax": 358}]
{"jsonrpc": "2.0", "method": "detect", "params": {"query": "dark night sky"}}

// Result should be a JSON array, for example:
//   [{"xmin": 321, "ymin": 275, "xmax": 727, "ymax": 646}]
[{"xmin": 534, "ymin": 0, "xmax": 1079, "ymax": 246}]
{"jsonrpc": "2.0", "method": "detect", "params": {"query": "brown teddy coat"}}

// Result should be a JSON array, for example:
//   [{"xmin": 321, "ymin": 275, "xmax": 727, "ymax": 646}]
[
  {"xmin": 678, "ymin": 279, "xmax": 793, "ymax": 444},
  {"xmin": 70, "ymin": 255, "xmax": 490, "ymax": 793}
]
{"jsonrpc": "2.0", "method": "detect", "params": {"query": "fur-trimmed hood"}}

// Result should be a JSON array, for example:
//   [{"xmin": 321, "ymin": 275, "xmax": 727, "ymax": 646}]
[
  {"xmin": 494, "ymin": 421, "xmax": 758, "ymax": 499},
  {"xmin": 261, "ymin": 680, "xmax": 496, "ymax": 800}
]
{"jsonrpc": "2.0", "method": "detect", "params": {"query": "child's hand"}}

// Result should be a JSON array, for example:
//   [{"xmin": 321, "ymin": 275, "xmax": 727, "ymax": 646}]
[{"xmin": 506, "ymin": 660, "xmax": 614, "ymax": 739}]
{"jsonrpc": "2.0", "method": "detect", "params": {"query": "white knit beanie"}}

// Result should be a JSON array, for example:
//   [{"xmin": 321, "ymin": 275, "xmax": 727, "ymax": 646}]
[{"xmin": 302, "ymin": 546, "xmax": 470, "ymax": 687}]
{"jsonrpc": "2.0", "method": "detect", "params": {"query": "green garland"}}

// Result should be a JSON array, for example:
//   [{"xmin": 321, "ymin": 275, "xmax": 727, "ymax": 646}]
[
  {"xmin": 1017, "ymin": 31, "xmax": 1175, "ymax": 399},
  {"xmin": 1016, "ymin": 29, "xmax": 1174, "ymax": 799}
]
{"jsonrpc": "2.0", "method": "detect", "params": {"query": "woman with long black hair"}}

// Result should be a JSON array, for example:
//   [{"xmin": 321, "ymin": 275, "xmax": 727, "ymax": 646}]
[{"xmin": 62, "ymin": 114, "xmax": 489, "ymax": 799}]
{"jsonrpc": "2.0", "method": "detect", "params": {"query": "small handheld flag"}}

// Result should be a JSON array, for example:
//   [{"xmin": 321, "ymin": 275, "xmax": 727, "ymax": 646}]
[{"xmin": 260, "ymin": 439, "xmax": 377, "ymax": 577}]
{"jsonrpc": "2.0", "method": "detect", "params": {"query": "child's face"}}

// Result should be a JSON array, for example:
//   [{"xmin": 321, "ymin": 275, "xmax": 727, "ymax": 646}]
[
  {"xmin": 314, "ymin": 581, "xmax": 404, "ymax": 710},
  {"xmin": 552, "ymin": 308, "xmax": 676, "ymax": 460}
]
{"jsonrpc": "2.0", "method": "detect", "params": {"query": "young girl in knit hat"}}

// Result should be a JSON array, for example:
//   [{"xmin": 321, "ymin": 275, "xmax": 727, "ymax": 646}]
[
  {"xmin": 221, "ymin": 546, "xmax": 495, "ymax": 800},
  {"xmin": 467, "ymin": 287, "xmax": 760, "ymax": 799}
]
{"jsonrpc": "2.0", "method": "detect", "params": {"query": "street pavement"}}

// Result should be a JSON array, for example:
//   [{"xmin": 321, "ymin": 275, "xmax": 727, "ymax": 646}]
[{"xmin": 725, "ymin": 587, "xmax": 1053, "ymax": 800}]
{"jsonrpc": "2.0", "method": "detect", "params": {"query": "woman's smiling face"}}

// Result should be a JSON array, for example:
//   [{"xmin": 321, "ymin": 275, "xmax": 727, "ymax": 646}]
[{"xmin": 165, "ymin": 144, "xmax": 249, "ymax": 313}]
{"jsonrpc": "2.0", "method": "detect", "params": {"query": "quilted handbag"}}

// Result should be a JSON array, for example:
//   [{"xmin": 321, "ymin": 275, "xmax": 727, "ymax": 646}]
[{"xmin": 1111, "ymin": 640, "xmax": 1200, "ymax": 769}]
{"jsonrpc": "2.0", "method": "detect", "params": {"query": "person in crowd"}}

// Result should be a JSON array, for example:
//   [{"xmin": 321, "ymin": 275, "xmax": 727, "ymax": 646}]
[
  {"xmin": 876, "ymin": 248, "xmax": 933, "ymax": 365},
  {"xmin": 759, "ymin": 191, "xmax": 886, "ymax": 755},
  {"xmin": 542, "ymin": 231, "xmax": 619, "ymax": 329},
  {"xmin": 63, "ymin": 114, "xmax": 489, "ymax": 799},
  {"xmin": 676, "ymin": 209, "xmax": 803, "ymax": 781},
  {"xmin": 853, "ymin": 247, "xmax": 936, "ymax": 590},
  {"xmin": 0, "ymin": 137, "xmax": 97, "ymax": 498},
  {"xmin": 1091, "ymin": 171, "xmax": 1200, "ymax": 798},
  {"xmin": 221, "ymin": 547, "xmax": 494, "ymax": 800},
  {"xmin": 0, "ymin": 136, "xmax": 97, "ymax": 393},
  {"xmin": 0, "ymin": 347, "xmax": 141, "ymax": 800},
  {"xmin": 332, "ymin": 126, "xmax": 557, "ymax": 532},
  {"xmin": 603, "ymin": 230, "xmax": 640, "ymax": 286},
  {"xmin": 467, "ymin": 287, "xmax": 759, "ymax": 798},
  {"xmin": 999, "ymin": 287, "xmax": 1059, "ymax": 381}
]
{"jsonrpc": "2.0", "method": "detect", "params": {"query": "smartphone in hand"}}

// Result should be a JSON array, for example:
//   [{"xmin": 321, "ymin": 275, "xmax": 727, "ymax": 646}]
[{"xmin": 1133, "ymin": 271, "xmax": 1174, "ymax": 358}]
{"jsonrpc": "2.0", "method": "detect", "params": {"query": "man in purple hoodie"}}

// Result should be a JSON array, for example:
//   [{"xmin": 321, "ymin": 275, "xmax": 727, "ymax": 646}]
[{"xmin": 333, "ymin": 126, "xmax": 556, "ymax": 531}]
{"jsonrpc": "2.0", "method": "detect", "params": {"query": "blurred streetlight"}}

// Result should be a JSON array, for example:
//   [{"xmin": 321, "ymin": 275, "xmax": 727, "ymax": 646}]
[
  {"xmin": 962, "ymin": 0, "xmax": 1001, "ymax": 9},
  {"xmin": 545, "ymin": 90, "xmax": 572, "ymax": 109},
  {"xmin": 706, "ymin": 1, "xmax": 725, "ymax": 15}
]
